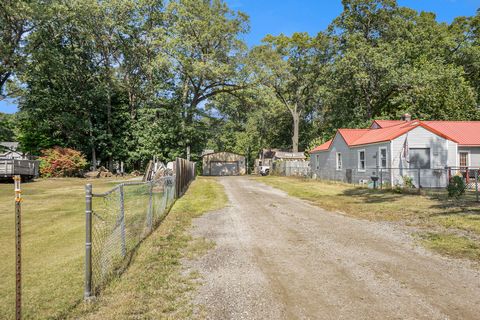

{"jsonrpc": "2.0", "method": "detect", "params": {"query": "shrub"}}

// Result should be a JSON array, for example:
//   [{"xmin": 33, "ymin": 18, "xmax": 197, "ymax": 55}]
[
  {"xmin": 447, "ymin": 175, "xmax": 466, "ymax": 199},
  {"xmin": 39, "ymin": 147, "xmax": 87, "ymax": 177},
  {"xmin": 403, "ymin": 175, "xmax": 415, "ymax": 189}
]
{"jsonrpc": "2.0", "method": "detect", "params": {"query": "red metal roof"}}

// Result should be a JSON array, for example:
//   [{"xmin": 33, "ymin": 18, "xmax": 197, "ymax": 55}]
[
  {"xmin": 422, "ymin": 121, "xmax": 480, "ymax": 146},
  {"xmin": 337, "ymin": 129, "xmax": 370, "ymax": 145},
  {"xmin": 309, "ymin": 139, "xmax": 332, "ymax": 152},
  {"xmin": 310, "ymin": 120, "xmax": 480, "ymax": 153},
  {"xmin": 371, "ymin": 120, "xmax": 404, "ymax": 128}
]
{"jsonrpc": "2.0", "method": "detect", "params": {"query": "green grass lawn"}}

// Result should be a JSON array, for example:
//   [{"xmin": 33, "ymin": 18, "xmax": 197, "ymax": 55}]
[
  {"xmin": 256, "ymin": 176, "xmax": 480, "ymax": 262},
  {"xmin": 0, "ymin": 177, "xmax": 131, "ymax": 320},
  {"xmin": 70, "ymin": 176, "xmax": 227, "ymax": 319}
]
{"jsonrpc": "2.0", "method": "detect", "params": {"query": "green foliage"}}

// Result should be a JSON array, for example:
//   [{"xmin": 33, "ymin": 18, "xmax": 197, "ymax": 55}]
[
  {"xmin": 39, "ymin": 147, "xmax": 87, "ymax": 177},
  {"xmin": 0, "ymin": 0, "xmax": 478, "ymax": 170},
  {"xmin": 0, "ymin": 112, "xmax": 15, "ymax": 141},
  {"xmin": 447, "ymin": 175, "xmax": 466, "ymax": 198},
  {"xmin": 0, "ymin": 0, "xmax": 35, "ymax": 97}
]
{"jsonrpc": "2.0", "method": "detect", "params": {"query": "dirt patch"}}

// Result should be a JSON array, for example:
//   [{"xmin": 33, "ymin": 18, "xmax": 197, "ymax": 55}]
[{"xmin": 185, "ymin": 176, "xmax": 480, "ymax": 319}]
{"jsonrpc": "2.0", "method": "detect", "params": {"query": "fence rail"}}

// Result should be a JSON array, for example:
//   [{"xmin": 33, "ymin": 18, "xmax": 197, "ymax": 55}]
[
  {"xmin": 312, "ymin": 166, "xmax": 479, "ymax": 200},
  {"xmin": 84, "ymin": 158, "xmax": 195, "ymax": 299}
]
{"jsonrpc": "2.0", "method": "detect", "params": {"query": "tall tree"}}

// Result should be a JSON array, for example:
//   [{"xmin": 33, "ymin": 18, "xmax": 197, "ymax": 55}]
[
  {"xmin": 251, "ymin": 32, "xmax": 328, "ymax": 152},
  {"xmin": 161, "ymin": 0, "xmax": 250, "ymax": 157},
  {"xmin": 0, "ymin": 0, "xmax": 35, "ymax": 98}
]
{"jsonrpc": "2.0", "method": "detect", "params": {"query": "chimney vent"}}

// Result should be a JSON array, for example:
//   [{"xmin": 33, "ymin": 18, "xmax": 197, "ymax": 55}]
[{"xmin": 401, "ymin": 113, "xmax": 412, "ymax": 121}]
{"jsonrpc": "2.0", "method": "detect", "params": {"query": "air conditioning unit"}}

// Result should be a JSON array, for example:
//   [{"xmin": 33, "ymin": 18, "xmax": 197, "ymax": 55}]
[{"xmin": 359, "ymin": 179, "xmax": 369, "ymax": 186}]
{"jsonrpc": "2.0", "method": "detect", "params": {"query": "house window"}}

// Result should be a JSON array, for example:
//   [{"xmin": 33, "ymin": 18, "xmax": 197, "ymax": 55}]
[
  {"xmin": 459, "ymin": 152, "xmax": 469, "ymax": 167},
  {"xmin": 379, "ymin": 147, "xmax": 387, "ymax": 169},
  {"xmin": 409, "ymin": 148, "xmax": 431, "ymax": 169},
  {"xmin": 336, "ymin": 152, "xmax": 342, "ymax": 170},
  {"xmin": 358, "ymin": 150, "xmax": 365, "ymax": 171},
  {"xmin": 316, "ymin": 154, "xmax": 320, "ymax": 169}
]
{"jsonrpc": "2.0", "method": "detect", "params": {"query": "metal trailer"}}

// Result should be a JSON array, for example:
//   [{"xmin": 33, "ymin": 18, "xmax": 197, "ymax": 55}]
[{"xmin": 0, "ymin": 159, "xmax": 39, "ymax": 180}]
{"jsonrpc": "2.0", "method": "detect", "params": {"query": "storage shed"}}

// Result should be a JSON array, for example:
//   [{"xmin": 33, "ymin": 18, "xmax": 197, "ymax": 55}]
[{"xmin": 202, "ymin": 152, "xmax": 246, "ymax": 176}]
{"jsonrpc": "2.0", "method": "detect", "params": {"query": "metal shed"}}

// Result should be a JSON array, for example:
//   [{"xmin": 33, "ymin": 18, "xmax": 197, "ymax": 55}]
[{"xmin": 202, "ymin": 151, "xmax": 246, "ymax": 176}]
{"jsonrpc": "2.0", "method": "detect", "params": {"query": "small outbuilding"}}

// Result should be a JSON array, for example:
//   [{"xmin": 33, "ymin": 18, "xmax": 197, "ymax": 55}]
[{"xmin": 202, "ymin": 151, "xmax": 246, "ymax": 176}]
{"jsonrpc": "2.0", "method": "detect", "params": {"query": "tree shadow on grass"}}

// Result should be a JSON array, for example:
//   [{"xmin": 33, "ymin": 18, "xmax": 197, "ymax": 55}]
[
  {"xmin": 341, "ymin": 187, "xmax": 409, "ymax": 204},
  {"xmin": 423, "ymin": 190, "xmax": 480, "ymax": 216}
]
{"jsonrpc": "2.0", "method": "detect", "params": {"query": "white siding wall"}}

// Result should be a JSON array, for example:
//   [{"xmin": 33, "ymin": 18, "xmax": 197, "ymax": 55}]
[
  {"xmin": 391, "ymin": 126, "xmax": 453, "ymax": 187},
  {"xmin": 447, "ymin": 140, "xmax": 458, "ymax": 167},
  {"xmin": 391, "ymin": 126, "xmax": 450, "ymax": 169}
]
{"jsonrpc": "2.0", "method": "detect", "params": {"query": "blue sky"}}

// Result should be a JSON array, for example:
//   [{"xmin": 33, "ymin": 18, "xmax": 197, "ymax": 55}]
[{"xmin": 1, "ymin": 0, "xmax": 479, "ymax": 114}]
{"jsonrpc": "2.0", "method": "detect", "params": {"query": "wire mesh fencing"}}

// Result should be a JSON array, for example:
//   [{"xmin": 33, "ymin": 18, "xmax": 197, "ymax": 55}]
[
  {"xmin": 312, "ymin": 166, "xmax": 479, "ymax": 200},
  {"xmin": 84, "ymin": 158, "xmax": 196, "ymax": 299}
]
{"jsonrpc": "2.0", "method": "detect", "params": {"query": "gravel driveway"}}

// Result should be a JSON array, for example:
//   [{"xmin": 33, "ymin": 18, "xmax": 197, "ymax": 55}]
[{"xmin": 186, "ymin": 176, "xmax": 480, "ymax": 319}]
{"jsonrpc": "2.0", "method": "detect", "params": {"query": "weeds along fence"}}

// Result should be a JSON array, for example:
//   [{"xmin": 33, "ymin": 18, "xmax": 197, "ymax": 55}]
[
  {"xmin": 84, "ymin": 158, "xmax": 196, "ymax": 299},
  {"xmin": 312, "ymin": 166, "xmax": 479, "ymax": 200}
]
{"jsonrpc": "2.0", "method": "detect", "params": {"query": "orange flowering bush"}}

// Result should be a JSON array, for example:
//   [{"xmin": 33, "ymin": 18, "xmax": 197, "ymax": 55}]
[{"xmin": 39, "ymin": 147, "xmax": 87, "ymax": 177}]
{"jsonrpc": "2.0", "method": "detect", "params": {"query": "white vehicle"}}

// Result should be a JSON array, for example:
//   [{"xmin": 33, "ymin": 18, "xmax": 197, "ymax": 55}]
[{"xmin": 259, "ymin": 165, "xmax": 270, "ymax": 176}]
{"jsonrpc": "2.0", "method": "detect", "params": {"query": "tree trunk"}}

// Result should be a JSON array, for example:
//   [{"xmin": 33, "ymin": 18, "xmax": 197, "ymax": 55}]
[
  {"xmin": 88, "ymin": 116, "xmax": 97, "ymax": 171},
  {"xmin": 106, "ymin": 88, "xmax": 113, "ymax": 172},
  {"xmin": 292, "ymin": 111, "xmax": 300, "ymax": 153}
]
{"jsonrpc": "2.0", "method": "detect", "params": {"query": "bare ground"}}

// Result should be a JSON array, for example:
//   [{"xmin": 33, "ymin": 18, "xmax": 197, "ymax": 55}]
[{"xmin": 185, "ymin": 176, "xmax": 480, "ymax": 320}]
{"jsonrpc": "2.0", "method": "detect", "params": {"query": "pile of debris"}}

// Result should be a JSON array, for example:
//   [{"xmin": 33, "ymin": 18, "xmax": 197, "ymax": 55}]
[{"xmin": 84, "ymin": 166, "xmax": 113, "ymax": 179}]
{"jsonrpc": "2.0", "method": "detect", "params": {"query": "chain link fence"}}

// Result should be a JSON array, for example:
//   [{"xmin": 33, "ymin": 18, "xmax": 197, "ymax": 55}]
[
  {"xmin": 84, "ymin": 158, "xmax": 195, "ymax": 299},
  {"xmin": 312, "ymin": 166, "xmax": 479, "ymax": 200}
]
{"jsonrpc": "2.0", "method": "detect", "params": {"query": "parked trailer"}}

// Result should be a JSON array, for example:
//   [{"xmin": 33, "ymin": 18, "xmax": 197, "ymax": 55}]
[{"xmin": 0, "ymin": 159, "xmax": 39, "ymax": 180}]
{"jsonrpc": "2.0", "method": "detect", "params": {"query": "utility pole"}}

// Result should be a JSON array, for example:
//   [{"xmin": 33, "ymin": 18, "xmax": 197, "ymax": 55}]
[{"xmin": 14, "ymin": 175, "xmax": 22, "ymax": 320}]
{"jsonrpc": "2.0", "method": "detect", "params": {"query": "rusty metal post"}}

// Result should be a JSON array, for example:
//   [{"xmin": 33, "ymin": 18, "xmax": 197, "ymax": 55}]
[
  {"xmin": 14, "ymin": 175, "xmax": 22, "ymax": 320},
  {"xmin": 84, "ymin": 184, "xmax": 93, "ymax": 299}
]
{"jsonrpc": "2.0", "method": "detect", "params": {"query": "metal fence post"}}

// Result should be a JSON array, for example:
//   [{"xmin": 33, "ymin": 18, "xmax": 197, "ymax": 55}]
[
  {"xmin": 379, "ymin": 168, "xmax": 383, "ymax": 189},
  {"xmin": 119, "ymin": 184, "xmax": 126, "ymax": 257},
  {"xmin": 14, "ymin": 175, "xmax": 22, "ymax": 320},
  {"xmin": 84, "ymin": 184, "xmax": 93, "ymax": 300},
  {"xmin": 147, "ymin": 181, "xmax": 153, "ymax": 231},
  {"xmin": 418, "ymin": 168, "xmax": 421, "ymax": 194},
  {"xmin": 475, "ymin": 170, "xmax": 479, "ymax": 202}
]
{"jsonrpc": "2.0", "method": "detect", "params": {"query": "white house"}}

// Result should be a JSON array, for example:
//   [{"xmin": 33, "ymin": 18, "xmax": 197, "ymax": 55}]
[{"xmin": 309, "ymin": 116, "xmax": 480, "ymax": 188}]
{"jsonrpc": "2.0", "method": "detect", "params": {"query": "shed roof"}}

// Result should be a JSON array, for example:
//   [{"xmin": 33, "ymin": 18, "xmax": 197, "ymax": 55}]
[
  {"xmin": 0, "ymin": 141, "xmax": 19, "ymax": 151},
  {"xmin": 202, "ymin": 151, "xmax": 245, "ymax": 158},
  {"xmin": 274, "ymin": 151, "xmax": 306, "ymax": 159}
]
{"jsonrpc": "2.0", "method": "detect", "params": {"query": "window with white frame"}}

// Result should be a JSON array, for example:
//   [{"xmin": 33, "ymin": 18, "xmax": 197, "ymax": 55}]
[
  {"xmin": 379, "ymin": 147, "xmax": 387, "ymax": 169},
  {"xmin": 336, "ymin": 152, "xmax": 342, "ymax": 170},
  {"xmin": 358, "ymin": 150, "xmax": 365, "ymax": 171},
  {"xmin": 459, "ymin": 152, "xmax": 469, "ymax": 167}
]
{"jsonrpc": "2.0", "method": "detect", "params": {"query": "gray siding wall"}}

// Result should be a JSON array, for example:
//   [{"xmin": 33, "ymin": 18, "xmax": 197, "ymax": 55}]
[
  {"xmin": 310, "ymin": 133, "xmax": 390, "ymax": 183},
  {"xmin": 310, "ymin": 133, "xmax": 351, "ymax": 182},
  {"xmin": 350, "ymin": 142, "xmax": 390, "ymax": 183}
]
